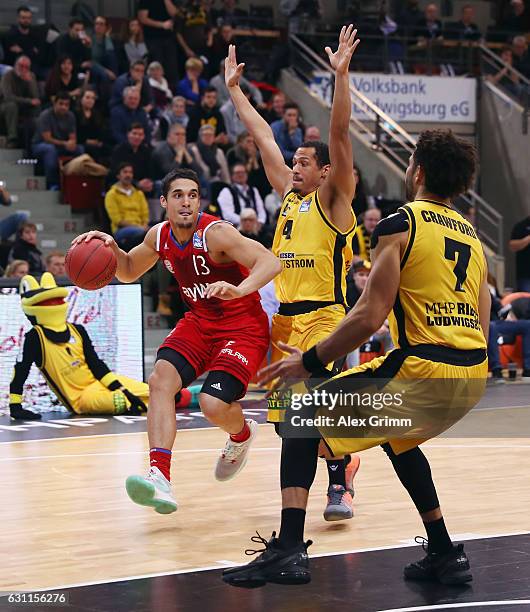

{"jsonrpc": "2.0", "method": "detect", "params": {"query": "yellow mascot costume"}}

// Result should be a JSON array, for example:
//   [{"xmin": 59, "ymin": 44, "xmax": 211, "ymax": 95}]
[{"xmin": 9, "ymin": 273, "xmax": 149, "ymax": 420}]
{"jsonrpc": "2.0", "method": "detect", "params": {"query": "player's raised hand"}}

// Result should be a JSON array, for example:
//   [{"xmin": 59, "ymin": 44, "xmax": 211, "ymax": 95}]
[
  {"xmin": 257, "ymin": 342, "xmax": 309, "ymax": 386},
  {"xmin": 325, "ymin": 24, "xmax": 360, "ymax": 74},
  {"xmin": 225, "ymin": 44, "xmax": 245, "ymax": 89},
  {"xmin": 71, "ymin": 230, "xmax": 116, "ymax": 248},
  {"xmin": 206, "ymin": 281, "xmax": 244, "ymax": 300}
]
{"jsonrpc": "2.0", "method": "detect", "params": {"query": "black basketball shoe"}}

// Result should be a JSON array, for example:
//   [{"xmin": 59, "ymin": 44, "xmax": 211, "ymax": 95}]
[
  {"xmin": 404, "ymin": 537, "xmax": 472, "ymax": 585},
  {"xmin": 222, "ymin": 531, "xmax": 312, "ymax": 588},
  {"xmin": 10, "ymin": 406, "xmax": 42, "ymax": 421}
]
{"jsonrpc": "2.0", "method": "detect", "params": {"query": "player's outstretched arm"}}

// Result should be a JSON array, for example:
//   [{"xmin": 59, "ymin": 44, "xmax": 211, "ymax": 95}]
[
  {"xmin": 225, "ymin": 44, "xmax": 293, "ymax": 197},
  {"xmin": 318, "ymin": 25, "xmax": 360, "ymax": 233},
  {"xmin": 71, "ymin": 226, "xmax": 160, "ymax": 283},
  {"xmin": 204, "ymin": 223, "xmax": 281, "ymax": 300}
]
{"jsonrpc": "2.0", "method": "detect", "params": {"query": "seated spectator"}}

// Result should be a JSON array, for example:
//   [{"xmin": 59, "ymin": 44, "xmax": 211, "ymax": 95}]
[
  {"xmin": 415, "ymin": 3, "xmax": 443, "ymax": 42},
  {"xmin": 0, "ymin": 55, "xmax": 40, "ymax": 148},
  {"xmin": 45, "ymin": 55, "xmax": 84, "ymax": 103},
  {"xmin": 147, "ymin": 61, "xmax": 173, "ymax": 110},
  {"xmin": 45, "ymin": 250, "xmax": 66, "ymax": 276},
  {"xmin": 3, "ymin": 259, "xmax": 29, "ymax": 278},
  {"xmin": 159, "ymin": 96, "xmax": 189, "ymax": 139},
  {"xmin": 447, "ymin": 5, "xmax": 481, "ymax": 41},
  {"xmin": 351, "ymin": 166, "xmax": 369, "ymax": 217},
  {"xmin": 210, "ymin": 59, "xmax": 263, "ymax": 107},
  {"xmin": 512, "ymin": 35, "xmax": 530, "ymax": 78},
  {"xmin": 237, "ymin": 207, "xmax": 273, "ymax": 248},
  {"xmin": 105, "ymin": 162, "xmax": 149, "ymax": 251},
  {"xmin": 1, "ymin": 182, "xmax": 28, "ymax": 241},
  {"xmin": 122, "ymin": 19, "xmax": 148, "ymax": 66},
  {"xmin": 110, "ymin": 60, "xmax": 153, "ymax": 111},
  {"xmin": 217, "ymin": 163, "xmax": 267, "ymax": 226},
  {"xmin": 488, "ymin": 46, "xmax": 522, "ymax": 95},
  {"xmin": 110, "ymin": 86, "xmax": 151, "ymax": 144},
  {"xmin": 226, "ymin": 131, "xmax": 269, "ymax": 197},
  {"xmin": 110, "ymin": 123, "xmax": 153, "ymax": 195},
  {"xmin": 509, "ymin": 214, "xmax": 530, "ymax": 291},
  {"xmin": 352, "ymin": 207, "xmax": 381, "ymax": 262},
  {"xmin": 304, "ymin": 125, "xmax": 320, "ymax": 141},
  {"xmin": 152, "ymin": 123, "xmax": 200, "ymax": 179},
  {"xmin": 176, "ymin": 58, "xmax": 209, "ymax": 107},
  {"xmin": 8, "ymin": 221, "xmax": 45, "ymax": 274},
  {"xmin": 3, "ymin": 6, "xmax": 41, "ymax": 71},
  {"xmin": 176, "ymin": 1, "xmax": 212, "ymax": 73},
  {"xmin": 187, "ymin": 85, "xmax": 229, "ymax": 144},
  {"xmin": 75, "ymin": 88, "xmax": 110, "ymax": 164},
  {"xmin": 189, "ymin": 124, "xmax": 230, "ymax": 183},
  {"xmin": 91, "ymin": 15, "xmax": 119, "ymax": 81},
  {"xmin": 220, "ymin": 83, "xmax": 253, "ymax": 144},
  {"xmin": 500, "ymin": 0, "xmax": 530, "ymax": 37},
  {"xmin": 346, "ymin": 259, "xmax": 370, "ymax": 309},
  {"xmin": 55, "ymin": 18, "xmax": 92, "ymax": 75},
  {"xmin": 31, "ymin": 92, "xmax": 83, "ymax": 189},
  {"xmin": 213, "ymin": 0, "xmax": 248, "ymax": 27},
  {"xmin": 261, "ymin": 91, "xmax": 285, "ymax": 124},
  {"xmin": 270, "ymin": 103, "xmax": 303, "ymax": 164}
]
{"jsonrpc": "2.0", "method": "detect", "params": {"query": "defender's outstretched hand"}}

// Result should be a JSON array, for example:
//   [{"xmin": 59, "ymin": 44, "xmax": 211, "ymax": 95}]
[
  {"xmin": 225, "ymin": 44, "xmax": 245, "ymax": 89},
  {"xmin": 325, "ymin": 24, "xmax": 360, "ymax": 74}
]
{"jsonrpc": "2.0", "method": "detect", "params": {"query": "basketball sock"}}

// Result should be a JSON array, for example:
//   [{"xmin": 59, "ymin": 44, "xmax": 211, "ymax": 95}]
[
  {"xmin": 326, "ymin": 458, "xmax": 346, "ymax": 487},
  {"xmin": 150, "ymin": 447, "xmax": 172, "ymax": 482},
  {"xmin": 230, "ymin": 420, "xmax": 250, "ymax": 443},
  {"xmin": 424, "ymin": 517, "xmax": 453, "ymax": 554},
  {"xmin": 278, "ymin": 508, "xmax": 306, "ymax": 549}
]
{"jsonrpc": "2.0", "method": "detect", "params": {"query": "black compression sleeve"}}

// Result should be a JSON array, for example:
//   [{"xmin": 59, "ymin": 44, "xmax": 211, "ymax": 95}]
[{"xmin": 371, "ymin": 210, "xmax": 409, "ymax": 250}]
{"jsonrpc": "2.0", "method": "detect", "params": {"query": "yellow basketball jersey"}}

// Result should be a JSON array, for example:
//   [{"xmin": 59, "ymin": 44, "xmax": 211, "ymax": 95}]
[
  {"xmin": 272, "ymin": 189, "xmax": 356, "ymax": 304},
  {"xmin": 34, "ymin": 324, "xmax": 97, "ymax": 410},
  {"xmin": 388, "ymin": 199, "xmax": 487, "ymax": 350}
]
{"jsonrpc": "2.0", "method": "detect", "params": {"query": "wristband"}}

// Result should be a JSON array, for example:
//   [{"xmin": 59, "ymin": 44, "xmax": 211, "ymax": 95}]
[{"xmin": 302, "ymin": 345, "xmax": 326, "ymax": 374}]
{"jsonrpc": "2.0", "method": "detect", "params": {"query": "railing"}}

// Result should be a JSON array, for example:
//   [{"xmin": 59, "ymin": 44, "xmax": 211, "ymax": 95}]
[{"xmin": 290, "ymin": 34, "xmax": 504, "ymax": 257}]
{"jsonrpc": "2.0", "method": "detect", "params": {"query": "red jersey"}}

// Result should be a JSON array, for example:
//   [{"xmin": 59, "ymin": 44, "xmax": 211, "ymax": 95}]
[{"xmin": 155, "ymin": 214, "xmax": 263, "ymax": 321}]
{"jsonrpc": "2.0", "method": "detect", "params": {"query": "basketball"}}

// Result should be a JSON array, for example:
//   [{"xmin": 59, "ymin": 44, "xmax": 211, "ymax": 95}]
[{"xmin": 65, "ymin": 238, "xmax": 117, "ymax": 291}]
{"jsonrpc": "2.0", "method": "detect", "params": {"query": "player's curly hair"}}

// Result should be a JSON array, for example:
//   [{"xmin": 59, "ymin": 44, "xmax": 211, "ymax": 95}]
[
  {"xmin": 162, "ymin": 168, "xmax": 201, "ymax": 200},
  {"xmin": 300, "ymin": 140, "xmax": 330, "ymax": 168},
  {"xmin": 413, "ymin": 130, "xmax": 477, "ymax": 199}
]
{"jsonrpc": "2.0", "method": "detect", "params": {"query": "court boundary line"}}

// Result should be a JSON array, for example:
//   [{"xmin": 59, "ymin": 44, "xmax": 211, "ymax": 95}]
[
  {"xmin": 4, "ymin": 530, "xmax": 529, "ymax": 596},
  {"xmin": 378, "ymin": 602, "xmax": 530, "ymax": 611}
]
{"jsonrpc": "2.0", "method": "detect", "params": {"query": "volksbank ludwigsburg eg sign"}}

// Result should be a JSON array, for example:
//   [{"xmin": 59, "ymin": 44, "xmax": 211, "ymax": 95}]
[{"xmin": 310, "ymin": 72, "xmax": 476, "ymax": 123}]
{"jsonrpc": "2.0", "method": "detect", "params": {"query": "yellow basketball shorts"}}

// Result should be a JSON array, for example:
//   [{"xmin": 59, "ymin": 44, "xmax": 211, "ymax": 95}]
[{"xmin": 268, "ymin": 303, "xmax": 346, "ymax": 422}]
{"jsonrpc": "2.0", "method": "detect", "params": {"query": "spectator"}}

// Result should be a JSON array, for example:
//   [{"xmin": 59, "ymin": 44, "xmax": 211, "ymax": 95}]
[
  {"xmin": 213, "ymin": 0, "xmax": 249, "ymax": 27},
  {"xmin": 8, "ymin": 221, "xmax": 45, "ymax": 274},
  {"xmin": 304, "ymin": 125, "xmax": 320, "ymax": 141},
  {"xmin": 45, "ymin": 250, "xmax": 66, "ymax": 276},
  {"xmin": 137, "ymin": 0, "xmax": 179, "ymax": 89},
  {"xmin": 509, "ymin": 215, "xmax": 530, "ymax": 291},
  {"xmin": 147, "ymin": 61, "xmax": 173, "ymax": 110},
  {"xmin": 415, "ymin": 3, "xmax": 443, "ymax": 42},
  {"xmin": 351, "ymin": 166, "xmax": 369, "ymax": 216},
  {"xmin": 45, "ymin": 55, "xmax": 84, "ymax": 103},
  {"xmin": 3, "ymin": 6, "xmax": 40, "ymax": 69},
  {"xmin": 3, "ymin": 259, "xmax": 29, "ymax": 278},
  {"xmin": 152, "ymin": 123, "xmax": 200, "ymax": 179},
  {"xmin": 105, "ymin": 162, "xmax": 149, "ymax": 251},
  {"xmin": 346, "ymin": 259, "xmax": 371, "ymax": 309},
  {"xmin": 280, "ymin": 0, "xmax": 321, "ymax": 35},
  {"xmin": 270, "ymin": 103, "xmax": 303, "ymax": 164},
  {"xmin": 111, "ymin": 123, "xmax": 153, "ymax": 195},
  {"xmin": 1, "ymin": 181, "xmax": 28, "ymax": 241},
  {"xmin": 110, "ymin": 60, "xmax": 153, "ymax": 111},
  {"xmin": 489, "ymin": 297, "xmax": 530, "ymax": 381},
  {"xmin": 189, "ymin": 124, "xmax": 230, "ymax": 183},
  {"xmin": 176, "ymin": 1, "xmax": 213, "ymax": 72},
  {"xmin": 0, "ymin": 55, "xmax": 40, "ymax": 148},
  {"xmin": 110, "ymin": 86, "xmax": 151, "ymax": 144},
  {"xmin": 75, "ymin": 88, "xmax": 110, "ymax": 163},
  {"xmin": 512, "ymin": 35, "xmax": 530, "ymax": 78},
  {"xmin": 237, "ymin": 207, "xmax": 273, "ymax": 248},
  {"xmin": 123, "ymin": 19, "xmax": 148, "ymax": 66},
  {"xmin": 261, "ymin": 91, "xmax": 285, "ymax": 124},
  {"xmin": 55, "ymin": 18, "xmax": 92, "ymax": 74},
  {"xmin": 226, "ymin": 131, "xmax": 269, "ymax": 197},
  {"xmin": 488, "ymin": 46, "xmax": 522, "ymax": 95},
  {"xmin": 32, "ymin": 92, "xmax": 83, "ymax": 189},
  {"xmin": 500, "ymin": 0, "xmax": 530, "ymax": 36},
  {"xmin": 159, "ymin": 96, "xmax": 189, "ymax": 139},
  {"xmin": 217, "ymin": 163, "xmax": 267, "ymax": 226},
  {"xmin": 220, "ymin": 84, "xmax": 252, "ymax": 144},
  {"xmin": 187, "ymin": 85, "xmax": 228, "ymax": 144},
  {"xmin": 210, "ymin": 59, "xmax": 263, "ymax": 107},
  {"xmin": 397, "ymin": 0, "xmax": 423, "ymax": 34},
  {"xmin": 208, "ymin": 23, "xmax": 235, "ymax": 70},
  {"xmin": 448, "ymin": 5, "xmax": 481, "ymax": 41},
  {"xmin": 352, "ymin": 207, "xmax": 381, "ymax": 261},
  {"xmin": 91, "ymin": 16, "xmax": 119, "ymax": 81},
  {"xmin": 176, "ymin": 57, "xmax": 208, "ymax": 106}
]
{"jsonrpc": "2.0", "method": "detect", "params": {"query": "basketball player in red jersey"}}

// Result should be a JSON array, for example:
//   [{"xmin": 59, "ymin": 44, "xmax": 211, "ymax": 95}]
[{"xmin": 72, "ymin": 168, "xmax": 280, "ymax": 514}]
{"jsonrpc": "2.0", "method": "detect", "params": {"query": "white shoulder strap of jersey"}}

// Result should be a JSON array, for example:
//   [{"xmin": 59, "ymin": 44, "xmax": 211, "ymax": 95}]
[
  {"xmin": 202, "ymin": 219, "xmax": 232, "ymax": 253},
  {"xmin": 155, "ymin": 221, "xmax": 169, "ymax": 252}
]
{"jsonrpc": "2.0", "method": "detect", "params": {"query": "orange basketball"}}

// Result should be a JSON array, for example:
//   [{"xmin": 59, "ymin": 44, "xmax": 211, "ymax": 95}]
[{"xmin": 65, "ymin": 238, "xmax": 117, "ymax": 290}]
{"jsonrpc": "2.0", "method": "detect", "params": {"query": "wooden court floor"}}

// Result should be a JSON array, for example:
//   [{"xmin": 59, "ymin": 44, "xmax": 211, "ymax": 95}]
[{"xmin": 1, "ymin": 425, "xmax": 530, "ymax": 592}]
